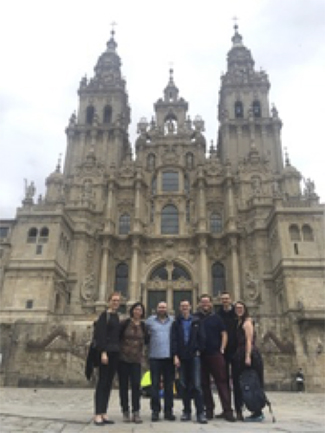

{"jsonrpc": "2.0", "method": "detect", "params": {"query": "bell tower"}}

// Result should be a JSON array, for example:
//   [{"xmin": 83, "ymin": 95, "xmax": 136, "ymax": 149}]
[
  {"xmin": 217, "ymin": 25, "xmax": 283, "ymax": 174},
  {"xmin": 64, "ymin": 29, "xmax": 130, "ymax": 178}
]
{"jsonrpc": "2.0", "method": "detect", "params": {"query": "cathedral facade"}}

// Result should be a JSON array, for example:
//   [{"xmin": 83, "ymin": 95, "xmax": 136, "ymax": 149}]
[{"xmin": 0, "ymin": 27, "xmax": 324, "ymax": 390}]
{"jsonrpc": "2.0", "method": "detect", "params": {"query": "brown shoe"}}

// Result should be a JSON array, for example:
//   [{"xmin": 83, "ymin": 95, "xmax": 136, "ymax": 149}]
[{"xmin": 132, "ymin": 412, "xmax": 143, "ymax": 424}]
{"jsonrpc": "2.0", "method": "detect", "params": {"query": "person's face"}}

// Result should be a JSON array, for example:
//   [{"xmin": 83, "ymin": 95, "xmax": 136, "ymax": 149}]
[
  {"xmin": 200, "ymin": 297, "xmax": 212, "ymax": 312},
  {"xmin": 221, "ymin": 293, "xmax": 231, "ymax": 308},
  {"xmin": 109, "ymin": 295, "xmax": 120, "ymax": 311},
  {"xmin": 235, "ymin": 303, "xmax": 245, "ymax": 317},
  {"xmin": 157, "ymin": 302, "xmax": 167, "ymax": 316},
  {"xmin": 132, "ymin": 305, "xmax": 143, "ymax": 319},
  {"xmin": 180, "ymin": 301, "xmax": 191, "ymax": 316}
]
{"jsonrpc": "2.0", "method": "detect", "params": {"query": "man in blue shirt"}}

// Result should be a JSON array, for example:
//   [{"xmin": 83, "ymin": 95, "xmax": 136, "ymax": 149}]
[
  {"xmin": 171, "ymin": 299, "xmax": 207, "ymax": 424},
  {"xmin": 195, "ymin": 294, "xmax": 236, "ymax": 422},
  {"xmin": 146, "ymin": 301, "xmax": 175, "ymax": 421}
]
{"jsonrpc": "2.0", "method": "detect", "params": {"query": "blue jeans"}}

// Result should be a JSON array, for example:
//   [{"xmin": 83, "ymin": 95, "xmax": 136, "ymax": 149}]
[
  {"xmin": 149, "ymin": 358, "xmax": 174, "ymax": 414},
  {"xmin": 179, "ymin": 356, "xmax": 204, "ymax": 415}
]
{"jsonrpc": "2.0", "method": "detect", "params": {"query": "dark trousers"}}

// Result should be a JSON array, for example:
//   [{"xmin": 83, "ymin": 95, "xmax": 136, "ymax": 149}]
[
  {"xmin": 150, "ymin": 358, "xmax": 174, "ymax": 414},
  {"xmin": 179, "ymin": 356, "xmax": 204, "ymax": 415},
  {"xmin": 95, "ymin": 352, "xmax": 119, "ymax": 415},
  {"xmin": 225, "ymin": 353, "xmax": 240, "ymax": 411},
  {"xmin": 201, "ymin": 352, "xmax": 232, "ymax": 415},
  {"xmin": 118, "ymin": 360, "xmax": 141, "ymax": 413},
  {"xmin": 233, "ymin": 348, "xmax": 264, "ymax": 412}
]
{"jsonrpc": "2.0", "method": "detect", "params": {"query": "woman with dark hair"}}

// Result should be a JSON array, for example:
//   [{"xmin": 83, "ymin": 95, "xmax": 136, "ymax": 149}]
[
  {"xmin": 118, "ymin": 302, "xmax": 149, "ymax": 423},
  {"xmin": 94, "ymin": 292, "xmax": 121, "ymax": 425},
  {"xmin": 233, "ymin": 301, "xmax": 265, "ymax": 422}
]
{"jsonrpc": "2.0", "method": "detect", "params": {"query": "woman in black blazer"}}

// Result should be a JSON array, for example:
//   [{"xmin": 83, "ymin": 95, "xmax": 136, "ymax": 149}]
[{"xmin": 94, "ymin": 292, "xmax": 121, "ymax": 425}]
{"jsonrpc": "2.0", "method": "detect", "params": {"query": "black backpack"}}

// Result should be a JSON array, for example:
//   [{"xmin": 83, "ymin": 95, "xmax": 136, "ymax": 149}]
[{"xmin": 239, "ymin": 368, "xmax": 275, "ymax": 422}]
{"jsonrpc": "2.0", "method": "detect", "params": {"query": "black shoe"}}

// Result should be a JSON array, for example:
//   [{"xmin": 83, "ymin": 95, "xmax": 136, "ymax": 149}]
[
  {"xmin": 164, "ymin": 412, "xmax": 176, "ymax": 421},
  {"xmin": 151, "ymin": 412, "xmax": 159, "ymax": 422},
  {"xmin": 206, "ymin": 410, "xmax": 214, "ymax": 420},
  {"xmin": 181, "ymin": 413, "xmax": 191, "ymax": 421},
  {"xmin": 102, "ymin": 419, "xmax": 115, "ymax": 424},
  {"xmin": 197, "ymin": 413, "xmax": 208, "ymax": 424},
  {"xmin": 224, "ymin": 411, "xmax": 236, "ymax": 422},
  {"xmin": 215, "ymin": 411, "xmax": 225, "ymax": 419}
]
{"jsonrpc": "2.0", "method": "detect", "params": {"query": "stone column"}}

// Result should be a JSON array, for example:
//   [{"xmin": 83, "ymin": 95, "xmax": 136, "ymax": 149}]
[
  {"xmin": 96, "ymin": 239, "xmax": 110, "ymax": 311},
  {"xmin": 129, "ymin": 236, "xmax": 140, "ymax": 303},
  {"xmin": 133, "ymin": 172, "xmax": 142, "ymax": 233},
  {"xmin": 197, "ymin": 166, "xmax": 207, "ymax": 232},
  {"xmin": 199, "ymin": 235, "xmax": 209, "ymax": 295},
  {"xmin": 104, "ymin": 177, "xmax": 115, "ymax": 233},
  {"xmin": 229, "ymin": 235, "xmax": 240, "ymax": 301}
]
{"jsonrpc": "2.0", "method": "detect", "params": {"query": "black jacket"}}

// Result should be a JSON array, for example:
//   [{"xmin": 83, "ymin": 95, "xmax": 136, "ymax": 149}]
[
  {"xmin": 95, "ymin": 311, "xmax": 120, "ymax": 353},
  {"xmin": 171, "ymin": 315, "xmax": 206, "ymax": 360},
  {"xmin": 217, "ymin": 305, "xmax": 237, "ymax": 357}
]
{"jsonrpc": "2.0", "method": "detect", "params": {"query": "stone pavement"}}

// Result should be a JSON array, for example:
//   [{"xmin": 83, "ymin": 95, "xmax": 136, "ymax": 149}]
[{"xmin": 0, "ymin": 388, "xmax": 324, "ymax": 433}]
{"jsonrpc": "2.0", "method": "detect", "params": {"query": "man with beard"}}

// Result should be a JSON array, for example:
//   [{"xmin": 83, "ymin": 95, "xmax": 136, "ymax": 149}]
[
  {"xmin": 217, "ymin": 292, "xmax": 238, "ymax": 419},
  {"xmin": 146, "ymin": 301, "xmax": 176, "ymax": 422},
  {"xmin": 195, "ymin": 294, "xmax": 236, "ymax": 422}
]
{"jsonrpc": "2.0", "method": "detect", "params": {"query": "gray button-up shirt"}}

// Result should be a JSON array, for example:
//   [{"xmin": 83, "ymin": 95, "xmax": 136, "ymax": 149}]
[{"xmin": 146, "ymin": 315, "xmax": 174, "ymax": 359}]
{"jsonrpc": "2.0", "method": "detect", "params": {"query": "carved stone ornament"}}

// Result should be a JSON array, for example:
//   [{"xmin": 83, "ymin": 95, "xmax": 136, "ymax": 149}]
[
  {"xmin": 161, "ymin": 146, "xmax": 180, "ymax": 165},
  {"xmin": 80, "ymin": 272, "xmax": 96, "ymax": 301},
  {"xmin": 244, "ymin": 271, "xmax": 260, "ymax": 302}
]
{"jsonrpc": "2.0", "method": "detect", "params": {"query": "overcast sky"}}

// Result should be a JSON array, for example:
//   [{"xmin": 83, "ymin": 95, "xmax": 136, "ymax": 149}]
[{"xmin": 1, "ymin": 0, "xmax": 324, "ymax": 219}]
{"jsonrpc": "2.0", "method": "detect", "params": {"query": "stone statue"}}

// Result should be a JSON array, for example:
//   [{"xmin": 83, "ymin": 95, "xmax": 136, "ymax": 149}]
[
  {"xmin": 24, "ymin": 179, "xmax": 36, "ymax": 199},
  {"xmin": 304, "ymin": 178, "xmax": 315, "ymax": 197}
]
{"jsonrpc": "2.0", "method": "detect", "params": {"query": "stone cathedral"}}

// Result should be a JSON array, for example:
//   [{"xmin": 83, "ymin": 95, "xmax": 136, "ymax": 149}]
[{"xmin": 0, "ymin": 27, "xmax": 324, "ymax": 390}]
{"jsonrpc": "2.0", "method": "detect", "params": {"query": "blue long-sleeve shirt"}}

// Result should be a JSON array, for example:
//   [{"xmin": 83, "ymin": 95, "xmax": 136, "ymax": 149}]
[{"xmin": 145, "ymin": 315, "xmax": 174, "ymax": 359}]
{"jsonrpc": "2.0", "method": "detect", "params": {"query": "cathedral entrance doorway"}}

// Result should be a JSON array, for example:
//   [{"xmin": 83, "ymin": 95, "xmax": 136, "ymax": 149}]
[{"xmin": 145, "ymin": 262, "xmax": 195, "ymax": 315}]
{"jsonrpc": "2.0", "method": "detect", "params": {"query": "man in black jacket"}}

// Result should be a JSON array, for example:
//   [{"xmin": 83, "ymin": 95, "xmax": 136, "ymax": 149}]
[
  {"xmin": 172, "ymin": 299, "xmax": 207, "ymax": 424},
  {"xmin": 217, "ymin": 292, "xmax": 238, "ymax": 419}
]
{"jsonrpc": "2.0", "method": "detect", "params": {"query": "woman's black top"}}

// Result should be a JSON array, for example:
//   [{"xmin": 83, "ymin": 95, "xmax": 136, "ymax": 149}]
[{"xmin": 95, "ymin": 311, "xmax": 120, "ymax": 353}]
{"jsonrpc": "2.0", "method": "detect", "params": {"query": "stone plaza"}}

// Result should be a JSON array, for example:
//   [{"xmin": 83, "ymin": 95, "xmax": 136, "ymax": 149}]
[{"xmin": 0, "ymin": 387, "xmax": 324, "ymax": 433}]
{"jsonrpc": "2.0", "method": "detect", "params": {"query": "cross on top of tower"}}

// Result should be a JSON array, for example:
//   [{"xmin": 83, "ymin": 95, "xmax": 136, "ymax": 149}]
[{"xmin": 110, "ymin": 21, "xmax": 117, "ymax": 37}]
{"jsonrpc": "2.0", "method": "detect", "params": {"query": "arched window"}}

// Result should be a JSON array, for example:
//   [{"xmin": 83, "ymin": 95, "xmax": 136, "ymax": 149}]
[
  {"xmin": 235, "ymin": 101, "xmax": 243, "ymax": 118},
  {"xmin": 253, "ymin": 100, "xmax": 261, "ymax": 117},
  {"xmin": 210, "ymin": 213, "xmax": 222, "ymax": 233},
  {"xmin": 212, "ymin": 262, "xmax": 226, "ymax": 297},
  {"xmin": 186, "ymin": 153, "xmax": 194, "ymax": 170},
  {"xmin": 302, "ymin": 224, "xmax": 314, "ymax": 241},
  {"xmin": 39, "ymin": 227, "xmax": 49, "ymax": 243},
  {"xmin": 119, "ymin": 214, "xmax": 131, "ymax": 235},
  {"xmin": 86, "ymin": 105, "xmax": 95, "ymax": 124},
  {"xmin": 27, "ymin": 227, "xmax": 38, "ymax": 243},
  {"xmin": 152, "ymin": 176, "xmax": 157, "ymax": 195},
  {"xmin": 172, "ymin": 265, "xmax": 191, "ymax": 281},
  {"xmin": 147, "ymin": 154, "xmax": 156, "ymax": 171},
  {"xmin": 162, "ymin": 171, "xmax": 179, "ymax": 191},
  {"xmin": 161, "ymin": 205, "xmax": 179, "ymax": 234},
  {"xmin": 103, "ymin": 105, "xmax": 112, "ymax": 124},
  {"xmin": 289, "ymin": 224, "xmax": 301, "ymax": 241},
  {"xmin": 184, "ymin": 174, "xmax": 190, "ymax": 194},
  {"xmin": 150, "ymin": 264, "xmax": 168, "ymax": 280},
  {"xmin": 115, "ymin": 263, "xmax": 128, "ymax": 297}
]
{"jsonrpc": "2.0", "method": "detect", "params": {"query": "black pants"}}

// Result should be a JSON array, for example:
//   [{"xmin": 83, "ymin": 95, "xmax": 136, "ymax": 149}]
[
  {"xmin": 225, "ymin": 353, "xmax": 240, "ymax": 411},
  {"xmin": 95, "ymin": 352, "xmax": 119, "ymax": 415},
  {"xmin": 118, "ymin": 360, "xmax": 141, "ymax": 413},
  {"xmin": 150, "ymin": 358, "xmax": 174, "ymax": 414},
  {"xmin": 179, "ymin": 356, "xmax": 204, "ymax": 415}
]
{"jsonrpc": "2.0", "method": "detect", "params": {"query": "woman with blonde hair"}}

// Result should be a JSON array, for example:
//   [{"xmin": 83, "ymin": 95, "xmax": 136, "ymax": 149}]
[{"xmin": 93, "ymin": 292, "xmax": 121, "ymax": 425}]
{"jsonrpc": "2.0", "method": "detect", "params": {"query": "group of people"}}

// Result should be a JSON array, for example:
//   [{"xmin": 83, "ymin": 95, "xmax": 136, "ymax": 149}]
[{"xmin": 92, "ymin": 291, "xmax": 265, "ymax": 425}]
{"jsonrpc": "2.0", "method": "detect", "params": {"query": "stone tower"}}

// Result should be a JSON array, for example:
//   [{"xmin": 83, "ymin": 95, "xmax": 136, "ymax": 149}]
[{"xmin": 0, "ymin": 27, "xmax": 324, "ymax": 390}]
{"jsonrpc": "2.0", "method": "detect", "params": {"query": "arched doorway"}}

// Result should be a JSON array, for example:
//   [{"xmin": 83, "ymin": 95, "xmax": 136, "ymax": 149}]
[{"xmin": 145, "ymin": 261, "xmax": 196, "ymax": 315}]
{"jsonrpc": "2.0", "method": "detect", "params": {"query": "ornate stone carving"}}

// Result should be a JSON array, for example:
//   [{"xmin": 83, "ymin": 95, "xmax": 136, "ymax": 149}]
[{"xmin": 80, "ymin": 273, "xmax": 96, "ymax": 301}]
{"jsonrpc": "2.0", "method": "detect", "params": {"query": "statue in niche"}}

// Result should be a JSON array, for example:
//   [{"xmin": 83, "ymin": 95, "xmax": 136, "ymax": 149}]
[
  {"xmin": 245, "ymin": 271, "xmax": 259, "ymax": 301},
  {"xmin": 24, "ymin": 179, "xmax": 36, "ymax": 199},
  {"xmin": 304, "ymin": 178, "xmax": 316, "ymax": 197}
]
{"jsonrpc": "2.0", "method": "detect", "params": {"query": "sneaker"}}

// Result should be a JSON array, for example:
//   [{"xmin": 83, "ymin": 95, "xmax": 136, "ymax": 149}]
[
  {"xmin": 164, "ymin": 412, "xmax": 176, "ymax": 421},
  {"xmin": 151, "ymin": 412, "xmax": 159, "ymax": 422},
  {"xmin": 181, "ymin": 413, "xmax": 191, "ymax": 421},
  {"xmin": 244, "ymin": 413, "xmax": 265, "ymax": 422},
  {"xmin": 132, "ymin": 412, "xmax": 143, "ymax": 424},
  {"xmin": 197, "ymin": 413, "xmax": 208, "ymax": 424},
  {"xmin": 224, "ymin": 411, "xmax": 236, "ymax": 422}
]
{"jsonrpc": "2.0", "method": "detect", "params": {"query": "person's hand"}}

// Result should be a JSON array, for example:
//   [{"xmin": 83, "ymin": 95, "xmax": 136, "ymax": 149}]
[
  {"xmin": 245, "ymin": 354, "xmax": 251, "ymax": 366},
  {"xmin": 101, "ymin": 352, "xmax": 109, "ymax": 365},
  {"xmin": 174, "ymin": 355, "xmax": 181, "ymax": 368}
]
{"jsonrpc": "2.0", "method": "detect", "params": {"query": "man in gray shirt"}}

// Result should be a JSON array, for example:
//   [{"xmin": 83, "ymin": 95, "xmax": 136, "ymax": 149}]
[{"xmin": 146, "ymin": 301, "xmax": 175, "ymax": 421}]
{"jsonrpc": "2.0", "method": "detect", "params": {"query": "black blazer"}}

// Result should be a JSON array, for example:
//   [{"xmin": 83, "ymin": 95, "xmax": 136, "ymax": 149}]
[{"xmin": 171, "ymin": 315, "xmax": 206, "ymax": 360}]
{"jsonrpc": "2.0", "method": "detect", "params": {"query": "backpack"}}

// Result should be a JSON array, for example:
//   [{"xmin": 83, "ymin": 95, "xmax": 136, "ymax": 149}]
[
  {"xmin": 85, "ymin": 312, "xmax": 110, "ymax": 380},
  {"xmin": 239, "ymin": 368, "xmax": 275, "ymax": 422}
]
